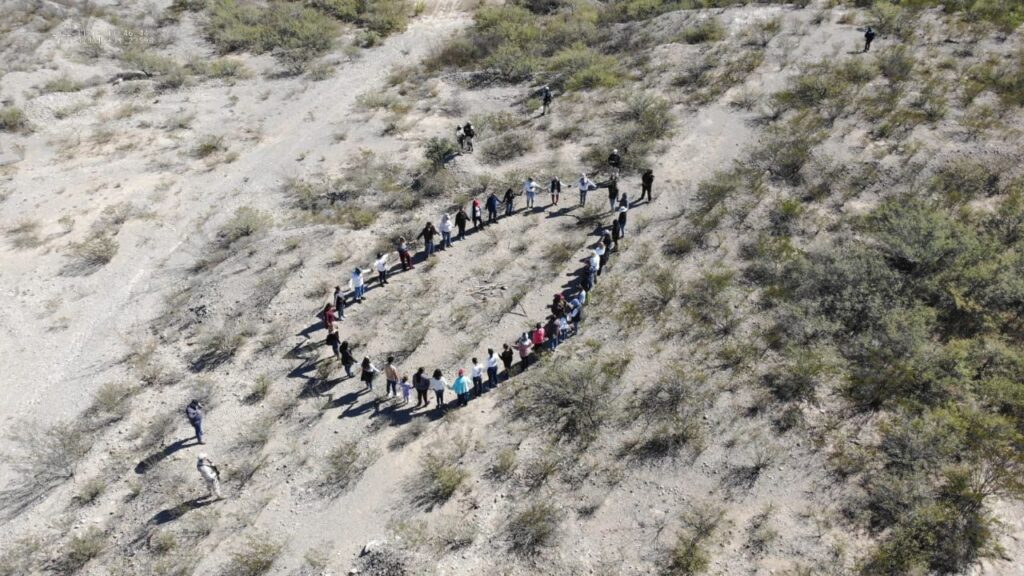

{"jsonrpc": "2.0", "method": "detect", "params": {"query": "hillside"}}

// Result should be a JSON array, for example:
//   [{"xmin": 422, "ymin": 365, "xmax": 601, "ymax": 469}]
[{"xmin": 1, "ymin": 0, "xmax": 1023, "ymax": 575}]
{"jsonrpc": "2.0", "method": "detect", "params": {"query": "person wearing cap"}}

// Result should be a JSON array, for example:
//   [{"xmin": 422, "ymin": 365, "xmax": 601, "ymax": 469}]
[
  {"xmin": 196, "ymin": 454, "xmax": 222, "ymax": 499},
  {"xmin": 451, "ymin": 368, "xmax": 471, "ymax": 407},
  {"xmin": 578, "ymin": 173, "xmax": 595, "ymax": 206},
  {"xmin": 185, "ymin": 399, "xmax": 205, "ymax": 444}
]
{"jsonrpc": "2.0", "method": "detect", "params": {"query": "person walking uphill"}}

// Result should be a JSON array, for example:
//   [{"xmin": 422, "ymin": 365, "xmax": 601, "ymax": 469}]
[
  {"xmin": 185, "ymin": 399, "xmax": 205, "ymax": 444},
  {"xmin": 418, "ymin": 221, "xmax": 438, "ymax": 258},
  {"xmin": 640, "ymin": 169, "xmax": 654, "ymax": 202},
  {"xmin": 197, "ymin": 454, "xmax": 222, "ymax": 500},
  {"xmin": 541, "ymin": 85, "xmax": 553, "ymax": 116},
  {"xmin": 863, "ymin": 26, "xmax": 875, "ymax": 52},
  {"xmin": 455, "ymin": 207, "xmax": 469, "ymax": 241}
]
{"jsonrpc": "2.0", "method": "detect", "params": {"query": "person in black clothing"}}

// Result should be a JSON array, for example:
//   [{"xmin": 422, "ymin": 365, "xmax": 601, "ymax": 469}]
[
  {"xmin": 618, "ymin": 197, "xmax": 629, "ymax": 237},
  {"xmin": 463, "ymin": 122, "xmax": 476, "ymax": 152},
  {"xmin": 455, "ymin": 207, "xmax": 469, "ymax": 241},
  {"xmin": 340, "ymin": 341, "xmax": 356, "ymax": 378},
  {"xmin": 541, "ymin": 85, "xmax": 553, "ymax": 116},
  {"xmin": 610, "ymin": 219, "xmax": 621, "ymax": 250},
  {"xmin": 607, "ymin": 175, "xmax": 619, "ymax": 212},
  {"xmin": 486, "ymin": 192, "xmax": 499, "ymax": 224},
  {"xmin": 413, "ymin": 367, "xmax": 430, "ymax": 408},
  {"xmin": 333, "ymin": 286, "xmax": 346, "ymax": 320},
  {"xmin": 864, "ymin": 26, "xmax": 875, "ymax": 52},
  {"xmin": 326, "ymin": 325, "xmax": 341, "ymax": 360},
  {"xmin": 607, "ymin": 148, "xmax": 622, "ymax": 172},
  {"xmin": 418, "ymin": 222, "xmax": 438, "ymax": 258},
  {"xmin": 640, "ymin": 169, "xmax": 654, "ymax": 202},
  {"xmin": 499, "ymin": 344, "xmax": 514, "ymax": 379},
  {"xmin": 503, "ymin": 188, "xmax": 515, "ymax": 217},
  {"xmin": 602, "ymin": 229, "xmax": 614, "ymax": 256},
  {"xmin": 550, "ymin": 176, "xmax": 561, "ymax": 206}
]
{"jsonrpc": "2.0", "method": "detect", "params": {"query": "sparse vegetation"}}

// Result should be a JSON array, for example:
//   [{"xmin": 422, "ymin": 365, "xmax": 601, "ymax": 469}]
[
  {"xmin": 324, "ymin": 443, "xmax": 376, "ymax": 494},
  {"xmin": 59, "ymin": 528, "xmax": 106, "ymax": 573},
  {"xmin": 223, "ymin": 533, "xmax": 282, "ymax": 576},
  {"xmin": 0, "ymin": 106, "xmax": 29, "ymax": 132},
  {"xmin": 664, "ymin": 505, "xmax": 723, "ymax": 576},
  {"xmin": 507, "ymin": 502, "xmax": 560, "ymax": 556},
  {"xmin": 65, "ymin": 232, "xmax": 119, "ymax": 274},
  {"xmin": 411, "ymin": 452, "xmax": 469, "ymax": 507},
  {"xmin": 204, "ymin": 0, "xmax": 338, "ymax": 72}
]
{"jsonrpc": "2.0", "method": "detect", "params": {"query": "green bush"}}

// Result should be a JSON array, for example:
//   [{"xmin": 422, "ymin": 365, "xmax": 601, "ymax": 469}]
[
  {"xmin": 223, "ymin": 533, "xmax": 282, "ymax": 576},
  {"xmin": 665, "ymin": 505, "xmax": 723, "ymax": 576},
  {"xmin": 42, "ymin": 74, "xmax": 83, "ymax": 93},
  {"xmin": 60, "ymin": 528, "xmax": 106, "ymax": 573},
  {"xmin": 310, "ymin": 0, "xmax": 409, "ymax": 35},
  {"xmin": 424, "ymin": 136, "xmax": 459, "ymax": 169},
  {"xmin": 204, "ymin": 0, "xmax": 337, "ymax": 69},
  {"xmin": 219, "ymin": 206, "xmax": 272, "ymax": 248},
  {"xmin": 679, "ymin": 18, "xmax": 724, "ymax": 44},
  {"xmin": 0, "ymin": 106, "xmax": 29, "ymax": 133},
  {"xmin": 479, "ymin": 130, "xmax": 534, "ymax": 165},
  {"xmin": 412, "ymin": 453, "xmax": 468, "ymax": 506},
  {"xmin": 507, "ymin": 502, "xmax": 560, "ymax": 556}
]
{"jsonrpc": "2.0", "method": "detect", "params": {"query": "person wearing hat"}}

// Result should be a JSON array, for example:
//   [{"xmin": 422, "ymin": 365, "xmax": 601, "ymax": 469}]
[
  {"xmin": 185, "ymin": 399, "xmax": 205, "ymax": 444},
  {"xmin": 451, "ymin": 368, "xmax": 471, "ymax": 407},
  {"xmin": 196, "ymin": 454, "xmax": 222, "ymax": 500},
  {"xmin": 541, "ymin": 85, "xmax": 553, "ymax": 116}
]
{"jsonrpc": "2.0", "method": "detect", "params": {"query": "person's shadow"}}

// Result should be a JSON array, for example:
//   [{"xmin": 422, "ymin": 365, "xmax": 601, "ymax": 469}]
[
  {"xmin": 135, "ymin": 438, "xmax": 201, "ymax": 474},
  {"xmin": 149, "ymin": 497, "xmax": 216, "ymax": 525}
]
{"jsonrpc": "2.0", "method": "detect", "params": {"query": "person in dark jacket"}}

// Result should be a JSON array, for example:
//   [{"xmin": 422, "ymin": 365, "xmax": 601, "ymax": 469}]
[
  {"xmin": 332, "ymin": 286, "xmax": 346, "ymax": 320},
  {"xmin": 606, "ymin": 175, "xmax": 619, "ymax": 212},
  {"xmin": 418, "ymin": 222, "xmax": 438, "ymax": 258},
  {"xmin": 499, "ymin": 344, "xmax": 515, "ymax": 379},
  {"xmin": 455, "ymin": 207, "xmax": 469, "ymax": 241},
  {"xmin": 360, "ymin": 357, "xmax": 379, "ymax": 391},
  {"xmin": 326, "ymin": 325, "xmax": 341, "ymax": 360},
  {"xmin": 486, "ymin": 192, "xmax": 499, "ymax": 224},
  {"xmin": 463, "ymin": 122, "xmax": 476, "ymax": 152},
  {"xmin": 640, "ymin": 169, "xmax": 654, "ymax": 202},
  {"xmin": 413, "ymin": 367, "xmax": 430, "ymax": 408},
  {"xmin": 610, "ymin": 218, "xmax": 621, "ymax": 250},
  {"xmin": 618, "ymin": 196, "xmax": 629, "ymax": 236},
  {"xmin": 185, "ymin": 400, "xmax": 205, "ymax": 444},
  {"xmin": 550, "ymin": 177, "xmax": 562, "ymax": 206},
  {"xmin": 607, "ymin": 148, "xmax": 622, "ymax": 172},
  {"xmin": 601, "ymin": 229, "xmax": 614, "ymax": 258},
  {"xmin": 864, "ymin": 26, "xmax": 875, "ymax": 52},
  {"xmin": 544, "ymin": 316, "xmax": 560, "ymax": 351},
  {"xmin": 340, "ymin": 341, "xmax": 356, "ymax": 378},
  {"xmin": 541, "ymin": 85, "xmax": 553, "ymax": 115},
  {"xmin": 503, "ymin": 188, "xmax": 515, "ymax": 217}
]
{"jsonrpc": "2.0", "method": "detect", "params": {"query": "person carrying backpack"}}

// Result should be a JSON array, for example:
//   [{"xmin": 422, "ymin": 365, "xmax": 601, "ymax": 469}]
[
  {"xmin": 640, "ymin": 169, "xmax": 654, "ymax": 202},
  {"xmin": 864, "ymin": 26, "xmax": 876, "ymax": 52},
  {"xmin": 418, "ymin": 221, "xmax": 438, "ymax": 258},
  {"xmin": 463, "ymin": 122, "xmax": 475, "ymax": 152},
  {"xmin": 455, "ymin": 207, "xmax": 469, "ymax": 241},
  {"xmin": 185, "ymin": 400, "xmax": 205, "ymax": 444}
]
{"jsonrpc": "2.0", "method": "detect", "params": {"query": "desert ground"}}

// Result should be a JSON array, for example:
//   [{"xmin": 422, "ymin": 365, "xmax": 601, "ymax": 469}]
[{"xmin": 1, "ymin": 0, "xmax": 1023, "ymax": 575}]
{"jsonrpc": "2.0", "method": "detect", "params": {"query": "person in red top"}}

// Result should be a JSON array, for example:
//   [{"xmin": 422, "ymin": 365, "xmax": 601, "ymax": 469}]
[
  {"xmin": 320, "ymin": 303, "xmax": 338, "ymax": 331},
  {"xmin": 531, "ymin": 323, "xmax": 546, "ymax": 354}
]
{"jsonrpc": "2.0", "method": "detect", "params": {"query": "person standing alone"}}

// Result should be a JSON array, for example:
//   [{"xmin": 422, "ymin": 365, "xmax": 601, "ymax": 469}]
[
  {"xmin": 185, "ymin": 399, "xmax": 205, "ymax": 444},
  {"xmin": 640, "ymin": 169, "xmax": 654, "ymax": 202},
  {"xmin": 864, "ymin": 26, "xmax": 876, "ymax": 52},
  {"xmin": 196, "ymin": 454, "xmax": 222, "ymax": 500}
]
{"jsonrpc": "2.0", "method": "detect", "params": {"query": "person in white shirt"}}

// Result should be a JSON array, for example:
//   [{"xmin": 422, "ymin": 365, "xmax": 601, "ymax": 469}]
[
  {"xmin": 486, "ymin": 348, "xmax": 500, "ymax": 387},
  {"xmin": 196, "ymin": 454, "xmax": 222, "ymax": 500},
  {"xmin": 578, "ymin": 173, "xmax": 595, "ymax": 206},
  {"xmin": 588, "ymin": 250, "xmax": 600, "ymax": 287},
  {"xmin": 430, "ymin": 369, "xmax": 448, "ymax": 409},
  {"xmin": 524, "ymin": 177, "xmax": 541, "ymax": 209},
  {"xmin": 350, "ymin": 266, "xmax": 370, "ymax": 302},
  {"xmin": 471, "ymin": 357, "xmax": 484, "ymax": 398},
  {"xmin": 439, "ymin": 213, "xmax": 453, "ymax": 250},
  {"xmin": 373, "ymin": 252, "xmax": 390, "ymax": 286}
]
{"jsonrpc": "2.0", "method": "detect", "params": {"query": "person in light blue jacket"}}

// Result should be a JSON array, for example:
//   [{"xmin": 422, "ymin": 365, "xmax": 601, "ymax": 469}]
[{"xmin": 451, "ymin": 368, "xmax": 472, "ymax": 407}]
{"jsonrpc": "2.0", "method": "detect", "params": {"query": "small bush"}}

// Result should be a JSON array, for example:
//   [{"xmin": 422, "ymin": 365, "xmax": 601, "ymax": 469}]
[
  {"xmin": 664, "ymin": 505, "xmax": 723, "ymax": 576},
  {"xmin": 204, "ymin": 0, "xmax": 338, "ymax": 70},
  {"xmin": 65, "ymin": 232, "xmax": 118, "ymax": 275},
  {"xmin": 191, "ymin": 325, "xmax": 250, "ymax": 371},
  {"xmin": 622, "ymin": 91, "xmax": 673, "ymax": 143},
  {"xmin": 507, "ymin": 502, "xmax": 560, "ymax": 556},
  {"xmin": 245, "ymin": 374, "xmax": 271, "ymax": 404},
  {"xmin": 480, "ymin": 130, "xmax": 535, "ymax": 165},
  {"xmin": 218, "ymin": 206, "xmax": 272, "ymax": 249},
  {"xmin": 88, "ymin": 381, "xmax": 135, "ymax": 423},
  {"xmin": 412, "ymin": 453, "xmax": 469, "ymax": 507},
  {"xmin": 680, "ymin": 18, "xmax": 724, "ymax": 44},
  {"xmin": 324, "ymin": 443, "xmax": 375, "ymax": 494},
  {"xmin": 490, "ymin": 448, "xmax": 518, "ymax": 480},
  {"xmin": 223, "ymin": 533, "xmax": 282, "ymax": 576},
  {"xmin": 424, "ymin": 136, "xmax": 459, "ymax": 170},
  {"xmin": 74, "ymin": 477, "xmax": 106, "ymax": 506},
  {"xmin": 0, "ymin": 106, "xmax": 29, "ymax": 132},
  {"xmin": 6, "ymin": 220, "xmax": 42, "ymax": 249},
  {"xmin": 60, "ymin": 528, "xmax": 106, "ymax": 573},
  {"xmin": 42, "ymin": 74, "xmax": 83, "ymax": 93},
  {"xmin": 193, "ymin": 134, "xmax": 226, "ymax": 158}
]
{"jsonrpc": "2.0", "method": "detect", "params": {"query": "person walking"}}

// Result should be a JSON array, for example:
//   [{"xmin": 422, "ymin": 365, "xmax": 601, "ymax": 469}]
[
  {"xmin": 340, "ymin": 341, "xmax": 356, "ymax": 378},
  {"xmin": 486, "ymin": 348, "xmax": 500, "ymax": 388},
  {"xmin": 332, "ymin": 286, "xmax": 346, "ymax": 321},
  {"xmin": 360, "ymin": 357, "xmax": 380, "ymax": 391},
  {"xmin": 514, "ymin": 333, "xmax": 533, "ymax": 369},
  {"xmin": 471, "ymin": 357, "xmax": 484, "ymax": 397},
  {"xmin": 397, "ymin": 236, "xmax": 414, "ymax": 271},
  {"xmin": 374, "ymin": 252, "xmax": 390, "ymax": 286},
  {"xmin": 486, "ymin": 192, "xmax": 499, "ymax": 224},
  {"xmin": 439, "ymin": 214, "xmax": 454, "ymax": 250},
  {"xmin": 640, "ymin": 169, "xmax": 654, "ymax": 202},
  {"xmin": 431, "ymin": 369, "xmax": 447, "ymax": 409},
  {"xmin": 185, "ymin": 399, "xmax": 205, "ymax": 444},
  {"xmin": 413, "ymin": 367, "xmax": 430, "ymax": 408},
  {"xmin": 602, "ymin": 228, "xmax": 614, "ymax": 256},
  {"xmin": 418, "ymin": 221, "xmax": 438, "ymax": 258},
  {"xmin": 350, "ymin": 267, "xmax": 369, "ymax": 303},
  {"xmin": 455, "ymin": 207, "xmax": 469, "ymax": 241},
  {"xmin": 384, "ymin": 356, "xmax": 399, "ymax": 398},
  {"xmin": 500, "ymin": 344, "xmax": 514, "ymax": 379},
  {"xmin": 326, "ymin": 325, "xmax": 341, "ymax": 360},
  {"xmin": 451, "ymin": 368, "xmax": 471, "ymax": 407},
  {"xmin": 558, "ymin": 314, "xmax": 571, "ymax": 343},
  {"xmin": 471, "ymin": 199, "xmax": 483, "ymax": 230},
  {"xmin": 569, "ymin": 294, "xmax": 583, "ymax": 335},
  {"xmin": 541, "ymin": 85, "xmax": 553, "ymax": 116},
  {"xmin": 550, "ymin": 176, "xmax": 562, "ymax": 206},
  {"xmin": 504, "ymin": 188, "xmax": 516, "ymax": 217},
  {"xmin": 524, "ymin": 177, "xmax": 540, "ymax": 210},
  {"xmin": 196, "ymin": 454, "xmax": 222, "ymax": 500},
  {"xmin": 864, "ymin": 26, "xmax": 876, "ymax": 52},
  {"xmin": 578, "ymin": 173, "xmax": 595, "ymax": 206},
  {"xmin": 618, "ymin": 197, "xmax": 629, "ymax": 237}
]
